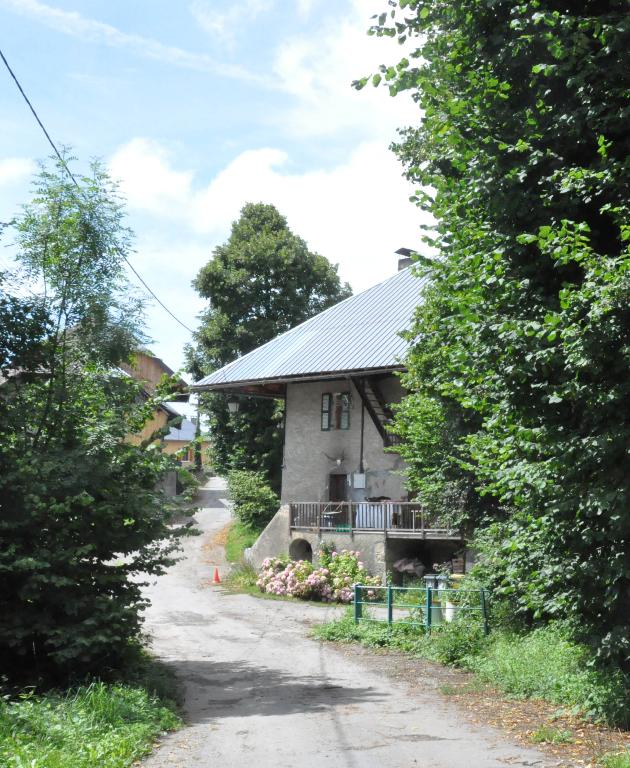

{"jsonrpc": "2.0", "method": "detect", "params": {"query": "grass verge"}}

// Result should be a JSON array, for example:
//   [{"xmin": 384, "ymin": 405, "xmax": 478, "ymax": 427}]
[
  {"xmin": 223, "ymin": 562, "xmax": 260, "ymax": 595},
  {"xmin": 314, "ymin": 610, "xmax": 630, "ymax": 728},
  {"xmin": 530, "ymin": 726, "xmax": 573, "ymax": 745},
  {"xmin": 0, "ymin": 655, "xmax": 182, "ymax": 768},
  {"xmin": 600, "ymin": 751, "xmax": 630, "ymax": 768},
  {"xmin": 225, "ymin": 521, "xmax": 261, "ymax": 563}
]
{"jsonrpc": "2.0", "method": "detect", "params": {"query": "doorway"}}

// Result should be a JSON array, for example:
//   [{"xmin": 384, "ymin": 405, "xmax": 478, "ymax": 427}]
[{"xmin": 329, "ymin": 474, "xmax": 348, "ymax": 502}]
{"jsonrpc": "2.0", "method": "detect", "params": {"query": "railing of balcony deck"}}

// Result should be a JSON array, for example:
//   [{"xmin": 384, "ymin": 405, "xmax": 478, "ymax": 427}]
[{"xmin": 289, "ymin": 502, "xmax": 459, "ymax": 537}]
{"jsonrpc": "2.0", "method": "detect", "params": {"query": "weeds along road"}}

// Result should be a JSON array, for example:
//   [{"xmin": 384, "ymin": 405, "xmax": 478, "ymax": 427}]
[{"xmin": 141, "ymin": 477, "xmax": 552, "ymax": 768}]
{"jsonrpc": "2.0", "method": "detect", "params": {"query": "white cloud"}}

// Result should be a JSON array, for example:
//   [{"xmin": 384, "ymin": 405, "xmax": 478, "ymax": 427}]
[
  {"xmin": 0, "ymin": 0, "xmax": 269, "ymax": 85},
  {"xmin": 0, "ymin": 157, "xmax": 35, "ymax": 187},
  {"xmin": 109, "ymin": 139, "xmax": 194, "ymax": 219},
  {"xmin": 296, "ymin": 0, "xmax": 317, "ymax": 18},
  {"xmin": 109, "ymin": 137, "xmax": 429, "ymax": 295},
  {"xmin": 0, "ymin": 158, "xmax": 36, "ymax": 243},
  {"xmin": 270, "ymin": 0, "xmax": 419, "ymax": 139},
  {"xmin": 190, "ymin": 0, "xmax": 272, "ymax": 46}
]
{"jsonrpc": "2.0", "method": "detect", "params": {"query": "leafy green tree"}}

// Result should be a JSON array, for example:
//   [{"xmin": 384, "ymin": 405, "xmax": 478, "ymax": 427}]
[
  {"xmin": 188, "ymin": 203, "xmax": 351, "ymax": 492},
  {"xmin": 363, "ymin": 1, "xmax": 630, "ymax": 673},
  {"xmin": 0, "ymin": 157, "xmax": 184, "ymax": 681}
]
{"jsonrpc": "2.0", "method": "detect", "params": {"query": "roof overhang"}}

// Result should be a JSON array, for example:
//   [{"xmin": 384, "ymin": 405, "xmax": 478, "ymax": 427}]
[{"xmin": 191, "ymin": 366, "xmax": 406, "ymax": 399}]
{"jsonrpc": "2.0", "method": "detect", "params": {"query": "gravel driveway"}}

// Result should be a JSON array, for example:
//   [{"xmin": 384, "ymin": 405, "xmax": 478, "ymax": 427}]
[{"xmin": 141, "ymin": 477, "xmax": 553, "ymax": 768}]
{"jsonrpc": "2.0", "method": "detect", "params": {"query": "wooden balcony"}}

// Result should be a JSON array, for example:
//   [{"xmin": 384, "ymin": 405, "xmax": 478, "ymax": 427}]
[{"xmin": 289, "ymin": 502, "xmax": 462, "ymax": 540}]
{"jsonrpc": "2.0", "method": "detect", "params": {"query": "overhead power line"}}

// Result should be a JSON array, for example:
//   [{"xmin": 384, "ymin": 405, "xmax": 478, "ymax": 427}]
[{"xmin": 0, "ymin": 46, "xmax": 194, "ymax": 335}]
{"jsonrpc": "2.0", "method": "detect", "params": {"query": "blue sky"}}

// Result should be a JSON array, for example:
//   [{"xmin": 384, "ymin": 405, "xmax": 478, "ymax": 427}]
[{"xmin": 0, "ymin": 0, "xmax": 427, "ymax": 372}]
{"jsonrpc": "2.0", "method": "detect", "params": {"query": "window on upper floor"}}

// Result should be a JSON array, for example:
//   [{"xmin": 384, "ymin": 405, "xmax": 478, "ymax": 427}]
[{"xmin": 321, "ymin": 392, "xmax": 350, "ymax": 431}]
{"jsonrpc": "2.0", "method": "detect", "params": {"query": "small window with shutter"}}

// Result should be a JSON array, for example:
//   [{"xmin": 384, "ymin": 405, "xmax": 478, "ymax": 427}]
[{"xmin": 321, "ymin": 393, "xmax": 332, "ymax": 430}]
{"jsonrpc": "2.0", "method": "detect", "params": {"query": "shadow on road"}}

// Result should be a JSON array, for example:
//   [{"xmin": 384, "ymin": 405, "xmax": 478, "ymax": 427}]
[{"xmin": 163, "ymin": 659, "xmax": 386, "ymax": 724}]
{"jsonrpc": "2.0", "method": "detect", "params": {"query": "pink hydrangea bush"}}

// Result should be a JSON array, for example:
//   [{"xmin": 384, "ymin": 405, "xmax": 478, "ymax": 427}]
[
  {"xmin": 319, "ymin": 548, "xmax": 381, "ymax": 602},
  {"xmin": 256, "ymin": 557, "xmax": 316, "ymax": 598},
  {"xmin": 256, "ymin": 549, "xmax": 380, "ymax": 603}
]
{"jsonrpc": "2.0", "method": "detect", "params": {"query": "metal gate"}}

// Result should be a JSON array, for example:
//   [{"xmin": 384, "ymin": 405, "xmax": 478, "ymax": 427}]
[{"xmin": 353, "ymin": 584, "xmax": 489, "ymax": 635}]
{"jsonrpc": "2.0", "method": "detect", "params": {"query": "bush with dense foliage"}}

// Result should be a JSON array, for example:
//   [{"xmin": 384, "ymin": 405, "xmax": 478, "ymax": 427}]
[
  {"xmin": 176, "ymin": 467, "xmax": 201, "ymax": 501},
  {"xmin": 256, "ymin": 549, "xmax": 380, "ymax": 603},
  {"xmin": 0, "ymin": 156, "xmax": 187, "ymax": 682},
  {"xmin": 227, "ymin": 469, "xmax": 279, "ymax": 529},
  {"xmin": 362, "ymin": 1, "xmax": 630, "ymax": 682}
]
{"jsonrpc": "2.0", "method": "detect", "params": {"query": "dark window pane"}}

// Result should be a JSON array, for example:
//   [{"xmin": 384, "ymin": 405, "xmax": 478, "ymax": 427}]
[{"xmin": 321, "ymin": 393, "xmax": 331, "ymax": 430}]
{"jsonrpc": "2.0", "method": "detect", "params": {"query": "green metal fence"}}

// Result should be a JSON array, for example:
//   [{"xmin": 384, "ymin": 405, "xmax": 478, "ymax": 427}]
[{"xmin": 353, "ymin": 584, "xmax": 489, "ymax": 635}]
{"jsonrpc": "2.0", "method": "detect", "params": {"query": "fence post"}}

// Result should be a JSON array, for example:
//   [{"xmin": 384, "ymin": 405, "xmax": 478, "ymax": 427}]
[
  {"xmin": 480, "ymin": 588, "xmax": 489, "ymax": 635},
  {"xmin": 387, "ymin": 585, "xmax": 393, "ymax": 625},
  {"xmin": 425, "ymin": 586, "xmax": 432, "ymax": 634},
  {"xmin": 354, "ymin": 584, "xmax": 362, "ymax": 624}
]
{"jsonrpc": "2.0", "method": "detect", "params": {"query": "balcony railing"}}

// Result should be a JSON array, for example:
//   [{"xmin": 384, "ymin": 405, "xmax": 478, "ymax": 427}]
[{"xmin": 289, "ymin": 502, "xmax": 461, "ymax": 539}]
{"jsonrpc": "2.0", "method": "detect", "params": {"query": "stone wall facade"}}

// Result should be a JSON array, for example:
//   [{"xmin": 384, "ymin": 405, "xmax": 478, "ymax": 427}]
[{"xmin": 280, "ymin": 376, "xmax": 407, "ymax": 504}]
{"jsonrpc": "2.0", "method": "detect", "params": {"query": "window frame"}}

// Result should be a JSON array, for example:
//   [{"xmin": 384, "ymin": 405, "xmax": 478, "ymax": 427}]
[
  {"xmin": 321, "ymin": 391, "xmax": 350, "ymax": 431},
  {"xmin": 321, "ymin": 392, "xmax": 332, "ymax": 431}
]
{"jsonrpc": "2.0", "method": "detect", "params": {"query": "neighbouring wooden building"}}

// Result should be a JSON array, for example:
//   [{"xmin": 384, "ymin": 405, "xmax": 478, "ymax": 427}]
[{"xmin": 123, "ymin": 350, "xmax": 210, "ymax": 463}]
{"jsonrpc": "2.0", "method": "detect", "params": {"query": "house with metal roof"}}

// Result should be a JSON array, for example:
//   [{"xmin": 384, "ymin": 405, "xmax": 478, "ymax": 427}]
[
  {"xmin": 162, "ymin": 416, "xmax": 211, "ymax": 466},
  {"xmin": 193, "ymin": 256, "xmax": 464, "ymax": 577}
]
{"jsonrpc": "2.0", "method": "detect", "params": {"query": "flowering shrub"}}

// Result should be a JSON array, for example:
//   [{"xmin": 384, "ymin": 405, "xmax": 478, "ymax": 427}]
[{"xmin": 256, "ymin": 549, "xmax": 380, "ymax": 603}]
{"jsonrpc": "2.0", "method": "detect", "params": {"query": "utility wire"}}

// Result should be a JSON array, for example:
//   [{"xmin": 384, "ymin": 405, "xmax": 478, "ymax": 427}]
[{"xmin": 0, "ymin": 45, "xmax": 195, "ymax": 335}]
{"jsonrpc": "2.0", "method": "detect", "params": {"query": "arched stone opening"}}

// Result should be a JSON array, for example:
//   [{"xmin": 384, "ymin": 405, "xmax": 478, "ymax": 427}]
[{"xmin": 289, "ymin": 538, "xmax": 313, "ymax": 563}]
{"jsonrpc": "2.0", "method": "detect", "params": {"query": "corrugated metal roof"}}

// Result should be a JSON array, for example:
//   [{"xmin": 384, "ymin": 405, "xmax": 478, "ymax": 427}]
[{"xmin": 192, "ymin": 267, "xmax": 427, "ymax": 390}]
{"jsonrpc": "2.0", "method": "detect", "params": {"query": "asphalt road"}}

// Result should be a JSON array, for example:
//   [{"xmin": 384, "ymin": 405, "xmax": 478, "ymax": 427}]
[{"xmin": 141, "ymin": 477, "xmax": 552, "ymax": 768}]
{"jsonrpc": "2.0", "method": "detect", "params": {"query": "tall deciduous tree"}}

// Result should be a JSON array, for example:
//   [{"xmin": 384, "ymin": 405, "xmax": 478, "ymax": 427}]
[
  {"xmin": 0, "ymin": 157, "xmax": 184, "ymax": 681},
  {"xmin": 188, "ymin": 203, "xmax": 351, "ymax": 492},
  {"xmin": 363, "ymin": 1, "xmax": 630, "ymax": 672}
]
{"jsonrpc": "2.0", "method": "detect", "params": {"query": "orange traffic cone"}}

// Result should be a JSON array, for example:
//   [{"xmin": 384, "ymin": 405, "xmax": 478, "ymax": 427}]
[{"xmin": 213, "ymin": 567, "xmax": 221, "ymax": 584}]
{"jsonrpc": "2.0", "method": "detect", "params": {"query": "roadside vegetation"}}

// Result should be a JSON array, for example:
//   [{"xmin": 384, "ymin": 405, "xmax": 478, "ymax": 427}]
[
  {"xmin": 222, "ymin": 469, "xmax": 278, "ymax": 562},
  {"xmin": 225, "ymin": 520, "xmax": 261, "ymax": 562},
  {"xmin": 358, "ymin": 0, "xmax": 630, "ymax": 729},
  {"xmin": 176, "ymin": 466, "xmax": 202, "ymax": 503},
  {"xmin": 0, "ymin": 656, "xmax": 181, "ymax": 768},
  {"xmin": 600, "ymin": 752, "xmax": 630, "ymax": 768},
  {"xmin": 0, "ymin": 156, "xmax": 191, "ymax": 682},
  {"xmin": 0, "ymin": 157, "xmax": 189, "ymax": 764},
  {"xmin": 227, "ymin": 470, "xmax": 278, "ymax": 530},
  {"xmin": 315, "ymin": 610, "xmax": 629, "ymax": 729}
]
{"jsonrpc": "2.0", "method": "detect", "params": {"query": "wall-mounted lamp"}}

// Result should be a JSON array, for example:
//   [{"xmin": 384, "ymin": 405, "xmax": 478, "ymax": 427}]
[{"xmin": 227, "ymin": 396, "xmax": 240, "ymax": 415}]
